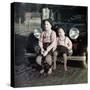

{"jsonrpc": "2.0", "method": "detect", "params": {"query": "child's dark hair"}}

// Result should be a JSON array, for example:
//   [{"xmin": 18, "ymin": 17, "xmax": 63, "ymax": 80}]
[{"xmin": 41, "ymin": 19, "xmax": 53, "ymax": 30}]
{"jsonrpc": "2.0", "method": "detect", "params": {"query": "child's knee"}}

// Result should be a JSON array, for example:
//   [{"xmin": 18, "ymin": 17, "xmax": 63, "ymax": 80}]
[
  {"xmin": 46, "ymin": 55, "xmax": 52, "ymax": 60},
  {"xmin": 46, "ymin": 55, "xmax": 52, "ymax": 64},
  {"xmin": 36, "ymin": 55, "xmax": 42, "ymax": 65},
  {"xmin": 53, "ymin": 51, "xmax": 58, "ymax": 56},
  {"xmin": 63, "ymin": 53, "xmax": 67, "ymax": 57}
]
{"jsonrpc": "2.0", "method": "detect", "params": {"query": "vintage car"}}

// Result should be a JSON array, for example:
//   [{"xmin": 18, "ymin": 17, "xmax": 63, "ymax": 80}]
[
  {"xmin": 25, "ymin": 23, "xmax": 87, "ymax": 68},
  {"xmin": 24, "ymin": 6, "xmax": 87, "ymax": 68}
]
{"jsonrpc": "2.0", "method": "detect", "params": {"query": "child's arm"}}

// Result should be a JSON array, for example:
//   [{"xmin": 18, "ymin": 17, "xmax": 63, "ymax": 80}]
[
  {"xmin": 67, "ymin": 37, "xmax": 72, "ymax": 50},
  {"xmin": 39, "ymin": 32, "xmax": 44, "ymax": 53},
  {"xmin": 47, "ymin": 31, "xmax": 57, "ymax": 52},
  {"xmin": 52, "ymin": 38, "xmax": 58, "ymax": 51},
  {"xmin": 43, "ymin": 32, "xmax": 57, "ymax": 57}
]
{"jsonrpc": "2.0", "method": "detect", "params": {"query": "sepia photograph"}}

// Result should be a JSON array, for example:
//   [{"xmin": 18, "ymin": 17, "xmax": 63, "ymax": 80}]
[{"xmin": 11, "ymin": 2, "xmax": 88, "ymax": 87}]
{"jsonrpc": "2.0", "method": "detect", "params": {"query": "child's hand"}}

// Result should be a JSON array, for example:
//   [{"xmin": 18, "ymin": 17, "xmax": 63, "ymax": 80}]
[
  {"xmin": 41, "ymin": 49, "xmax": 44, "ymax": 55},
  {"xmin": 65, "ymin": 45, "xmax": 69, "ymax": 50},
  {"xmin": 43, "ymin": 51, "xmax": 48, "ymax": 57}
]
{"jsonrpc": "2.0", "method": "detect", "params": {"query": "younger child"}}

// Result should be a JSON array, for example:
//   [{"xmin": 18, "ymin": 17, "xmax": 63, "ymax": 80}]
[{"xmin": 53, "ymin": 27, "xmax": 72, "ymax": 71}]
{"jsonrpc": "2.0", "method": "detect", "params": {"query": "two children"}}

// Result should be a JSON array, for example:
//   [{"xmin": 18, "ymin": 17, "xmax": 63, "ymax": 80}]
[{"xmin": 36, "ymin": 19, "xmax": 72, "ymax": 74}]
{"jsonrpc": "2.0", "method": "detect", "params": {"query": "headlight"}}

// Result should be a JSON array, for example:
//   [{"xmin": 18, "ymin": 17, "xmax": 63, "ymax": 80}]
[
  {"xmin": 34, "ymin": 28, "xmax": 42, "ymax": 39},
  {"xmin": 69, "ymin": 27, "xmax": 79, "ymax": 39}
]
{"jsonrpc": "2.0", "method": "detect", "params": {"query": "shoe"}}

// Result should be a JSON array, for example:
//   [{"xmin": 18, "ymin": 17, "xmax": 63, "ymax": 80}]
[
  {"xmin": 48, "ymin": 68, "xmax": 52, "ymax": 74},
  {"xmin": 40, "ymin": 69, "xmax": 44, "ymax": 74},
  {"xmin": 53, "ymin": 65, "xmax": 56, "ymax": 70}
]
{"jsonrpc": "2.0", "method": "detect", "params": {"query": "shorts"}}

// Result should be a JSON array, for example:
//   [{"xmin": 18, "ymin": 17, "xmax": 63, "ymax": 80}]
[
  {"xmin": 43, "ymin": 43, "xmax": 53, "ymax": 55},
  {"xmin": 37, "ymin": 43, "xmax": 53, "ymax": 62},
  {"xmin": 40, "ymin": 43, "xmax": 53, "ymax": 66},
  {"xmin": 56, "ymin": 45, "xmax": 69, "ymax": 56}
]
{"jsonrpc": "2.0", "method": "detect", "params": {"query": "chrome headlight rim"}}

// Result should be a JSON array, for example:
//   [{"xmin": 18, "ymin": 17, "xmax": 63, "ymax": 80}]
[
  {"xmin": 33, "ymin": 28, "xmax": 42, "ymax": 39},
  {"xmin": 69, "ymin": 27, "xmax": 80, "ymax": 40}
]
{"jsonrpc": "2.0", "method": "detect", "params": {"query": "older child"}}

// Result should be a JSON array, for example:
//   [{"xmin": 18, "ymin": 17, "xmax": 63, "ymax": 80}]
[
  {"xmin": 53, "ymin": 28, "xmax": 72, "ymax": 71},
  {"xmin": 36, "ymin": 19, "xmax": 56, "ymax": 74}
]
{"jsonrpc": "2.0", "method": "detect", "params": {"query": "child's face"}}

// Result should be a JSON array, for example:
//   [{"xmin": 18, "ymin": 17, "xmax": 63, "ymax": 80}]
[
  {"xmin": 58, "ymin": 28, "xmax": 65, "ymax": 37},
  {"xmin": 44, "ymin": 21, "xmax": 52, "ymax": 31}
]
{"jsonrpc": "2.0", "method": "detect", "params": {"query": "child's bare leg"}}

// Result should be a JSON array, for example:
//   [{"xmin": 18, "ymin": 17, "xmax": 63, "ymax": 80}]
[
  {"xmin": 53, "ymin": 51, "xmax": 58, "ymax": 70},
  {"xmin": 46, "ymin": 55, "xmax": 52, "ymax": 74},
  {"xmin": 63, "ymin": 53, "xmax": 68, "ymax": 71},
  {"xmin": 36, "ymin": 55, "xmax": 44, "ymax": 74}
]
